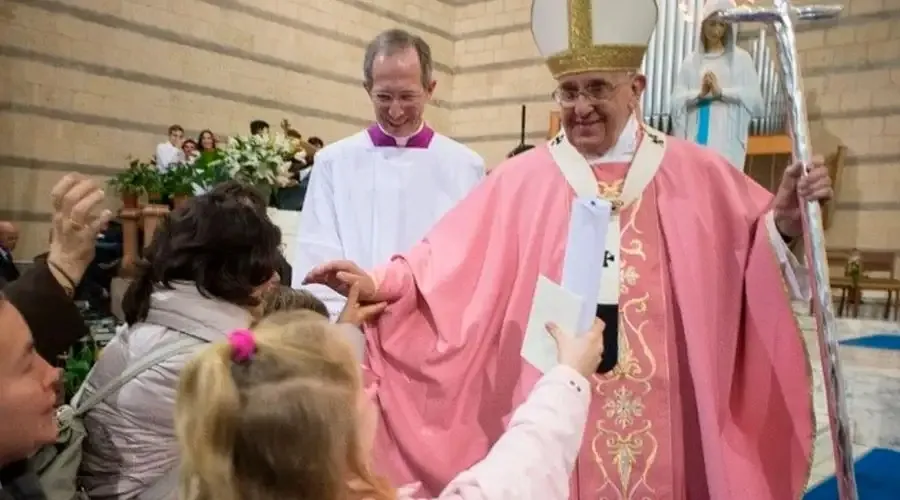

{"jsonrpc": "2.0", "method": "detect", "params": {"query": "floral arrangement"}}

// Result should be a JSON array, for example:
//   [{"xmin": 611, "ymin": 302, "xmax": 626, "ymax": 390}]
[
  {"xmin": 107, "ymin": 157, "xmax": 162, "ymax": 197},
  {"xmin": 210, "ymin": 133, "xmax": 295, "ymax": 187},
  {"xmin": 161, "ymin": 159, "xmax": 200, "ymax": 196}
]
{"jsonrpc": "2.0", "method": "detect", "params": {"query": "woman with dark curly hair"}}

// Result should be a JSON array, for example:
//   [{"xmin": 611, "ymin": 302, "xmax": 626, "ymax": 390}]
[{"xmin": 78, "ymin": 183, "xmax": 282, "ymax": 500}]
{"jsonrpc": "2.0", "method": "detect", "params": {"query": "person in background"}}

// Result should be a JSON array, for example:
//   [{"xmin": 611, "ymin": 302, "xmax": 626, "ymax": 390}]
[
  {"xmin": 293, "ymin": 29, "xmax": 484, "ymax": 318},
  {"xmin": 174, "ymin": 312, "xmax": 604, "ymax": 500},
  {"xmin": 0, "ymin": 173, "xmax": 111, "ymax": 500},
  {"xmin": 197, "ymin": 129, "xmax": 218, "ymax": 153},
  {"xmin": 670, "ymin": 0, "xmax": 763, "ymax": 171},
  {"xmin": 250, "ymin": 120, "xmax": 270, "ymax": 136},
  {"xmin": 79, "ymin": 185, "xmax": 283, "ymax": 500},
  {"xmin": 506, "ymin": 143, "xmax": 535, "ymax": 158},
  {"xmin": 155, "ymin": 124, "xmax": 184, "ymax": 172},
  {"xmin": 181, "ymin": 139, "xmax": 200, "ymax": 162},
  {"xmin": 307, "ymin": 136, "xmax": 324, "ymax": 149},
  {"xmin": 0, "ymin": 221, "xmax": 20, "ymax": 286}
]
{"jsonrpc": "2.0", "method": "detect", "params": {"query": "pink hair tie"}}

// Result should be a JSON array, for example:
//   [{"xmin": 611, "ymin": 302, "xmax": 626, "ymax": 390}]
[{"xmin": 228, "ymin": 329, "xmax": 256, "ymax": 363}]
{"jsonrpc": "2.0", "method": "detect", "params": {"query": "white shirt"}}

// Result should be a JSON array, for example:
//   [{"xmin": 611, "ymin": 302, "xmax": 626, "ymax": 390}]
[
  {"xmin": 154, "ymin": 142, "xmax": 181, "ymax": 171},
  {"xmin": 293, "ymin": 128, "xmax": 485, "ymax": 317}
]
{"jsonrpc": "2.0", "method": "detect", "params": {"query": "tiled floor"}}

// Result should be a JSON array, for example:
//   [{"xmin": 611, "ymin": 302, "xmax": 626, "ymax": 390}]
[{"xmin": 797, "ymin": 304, "xmax": 900, "ymax": 490}]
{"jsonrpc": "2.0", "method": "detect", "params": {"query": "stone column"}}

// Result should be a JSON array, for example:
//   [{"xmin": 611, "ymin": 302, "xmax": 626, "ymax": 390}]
[
  {"xmin": 141, "ymin": 204, "xmax": 169, "ymax": 250},
  {"xmin": 119, "ymin": 208, "xmax": 141, "ymax": 277}
]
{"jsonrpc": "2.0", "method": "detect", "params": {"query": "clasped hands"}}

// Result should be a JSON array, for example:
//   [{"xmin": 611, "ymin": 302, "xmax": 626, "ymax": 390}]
[{"xmin": 699, "ymin": 72, "xmax": 721, "ymax": 99}]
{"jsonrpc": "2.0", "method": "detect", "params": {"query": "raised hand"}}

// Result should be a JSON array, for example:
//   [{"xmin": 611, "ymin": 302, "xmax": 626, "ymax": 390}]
[
  {"xmin": 48, "ymin": 173, "xmax": 113, "ymax": 288},
  {"xmin": 337, "ymin": 282, "xmax": 387, "ymax": 326},
  {"xmin": 545, "ymin": 319, "xmax": 606, "ymax": 379},
  {"xmin": 303, "ymin": 259, "xmax": 378, "ymax": 300}
]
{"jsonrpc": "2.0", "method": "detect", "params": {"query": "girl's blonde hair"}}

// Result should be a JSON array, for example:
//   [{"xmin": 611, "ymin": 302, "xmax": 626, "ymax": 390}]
[{"xmin": 175, "ymin": 311, "xmax": 393, "ymax": 500}]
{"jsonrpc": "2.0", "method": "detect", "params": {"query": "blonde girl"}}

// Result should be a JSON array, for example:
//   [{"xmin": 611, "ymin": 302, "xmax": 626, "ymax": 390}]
[{"xmin": 175, "ymin": 312, "xmax": 605, "ymax": 500}]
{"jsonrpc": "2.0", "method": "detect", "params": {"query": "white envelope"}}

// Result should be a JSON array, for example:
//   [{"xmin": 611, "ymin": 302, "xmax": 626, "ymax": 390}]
[
  {"xmin": 561, "ymin": 197, "xmax": 611, "ymax": 333},
  {"xmin": 520, "ymin": 197, "xmax": 611, "ymax": 373},
  {"xmin": 520, "ymin": 275, "xmax": 584, "ymax": 373}
]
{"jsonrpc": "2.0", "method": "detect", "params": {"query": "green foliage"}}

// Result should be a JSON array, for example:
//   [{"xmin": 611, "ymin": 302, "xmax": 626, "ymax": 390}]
[
  {"xmin": 63, "ymin": 342, "xmax": 99, "ymax": 402},
  {"xmin": 161, "ymin": 161, "xmax": 198, "ymax": 196},
  {"xmin": 192, "ymin": 150, "xmax": 231, "ymax": 190},
  {"xmin": 107, "ymin": 158, "xmax": 163, "ymax": 196}
]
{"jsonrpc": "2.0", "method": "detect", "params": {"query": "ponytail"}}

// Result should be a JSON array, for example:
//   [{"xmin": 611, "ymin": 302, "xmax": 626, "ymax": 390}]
[{"xmin": 175, "ymin": 343, "xmax": 242, "ymax": 500}]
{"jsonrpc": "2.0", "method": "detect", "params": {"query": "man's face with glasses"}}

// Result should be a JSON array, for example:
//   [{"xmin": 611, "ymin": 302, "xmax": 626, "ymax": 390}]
[
  {"xmin": 553, "ymin": 71, "xmax": 644, "ymax": 157},
  {"xmin": 367, "ymin": 47, "xmax": 436, "ymax": 138}
]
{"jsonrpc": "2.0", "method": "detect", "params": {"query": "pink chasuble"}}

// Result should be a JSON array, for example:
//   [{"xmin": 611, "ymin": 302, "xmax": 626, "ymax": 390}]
[{"xmin": 364, "ymin": 128, "xmax": 814, "ymax": 500}]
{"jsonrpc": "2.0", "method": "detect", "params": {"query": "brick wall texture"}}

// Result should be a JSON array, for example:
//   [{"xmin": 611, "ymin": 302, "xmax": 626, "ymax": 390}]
[{"xmin": 0, "ymin": 0, "xmax": 898, "ymax": 258}]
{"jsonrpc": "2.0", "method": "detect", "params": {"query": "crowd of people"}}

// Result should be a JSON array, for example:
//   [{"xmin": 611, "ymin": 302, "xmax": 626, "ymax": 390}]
[
  {"xmin": 151, "ymin": 120, "xmax": 325, "ymax": 211},
  {"xmin": 0, "ymin": 1, "xmax": 840, "ymax": 499}
]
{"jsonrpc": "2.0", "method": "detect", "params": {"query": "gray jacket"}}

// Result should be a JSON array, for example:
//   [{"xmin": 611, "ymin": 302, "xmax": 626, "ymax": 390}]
[{"xmin": 79, "ymin": 284, "xmax": 250, "ymax": 500}]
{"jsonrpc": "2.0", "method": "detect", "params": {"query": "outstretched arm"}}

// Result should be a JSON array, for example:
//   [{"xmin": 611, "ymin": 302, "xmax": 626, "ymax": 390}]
[{"xmin": 433, "ymin": 366, "xmax": 590, "ymax": 500}]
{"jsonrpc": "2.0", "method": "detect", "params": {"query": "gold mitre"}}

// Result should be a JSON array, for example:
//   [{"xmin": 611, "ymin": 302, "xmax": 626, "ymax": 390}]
[{"xmin": 531, "ymin": 0, "xmax": 659, "ymax": 79}]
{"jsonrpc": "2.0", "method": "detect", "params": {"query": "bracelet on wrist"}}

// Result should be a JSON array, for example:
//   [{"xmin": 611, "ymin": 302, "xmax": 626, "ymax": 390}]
[{"xmin": 47, "ymin": 259, "xmax": 78, "ymax": 296}]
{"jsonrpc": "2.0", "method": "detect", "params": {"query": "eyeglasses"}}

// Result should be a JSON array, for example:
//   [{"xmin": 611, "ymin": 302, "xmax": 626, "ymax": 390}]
[
  {"xmin": 370, "ymin": 92, "xmax": 426, "ymax": 106},
  {"xmin": 552, "ymin": 81, "xmax": 629, "ymax": 107}
]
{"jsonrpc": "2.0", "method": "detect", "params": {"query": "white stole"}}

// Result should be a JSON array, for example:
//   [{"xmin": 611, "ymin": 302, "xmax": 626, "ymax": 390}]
[{"xmin": 547, "ymin": 125, "xmax": 667, "ymax": 306}]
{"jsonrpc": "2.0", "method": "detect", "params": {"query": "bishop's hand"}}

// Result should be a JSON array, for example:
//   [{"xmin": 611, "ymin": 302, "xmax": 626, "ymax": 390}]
[
  {"xmin": 773, "ymin": 156, "xmax": 833, "ymax": 239},
  {"xmin": 303, "ymin": 259, "xmax": 378, "ymax": 301},
  {"xmin": 546, "ymin": 319, "xmax": 606, "ymax": 379},
  {"xmin": 337, "ymin": 282, "xmax": 387, "ymax": 326}
]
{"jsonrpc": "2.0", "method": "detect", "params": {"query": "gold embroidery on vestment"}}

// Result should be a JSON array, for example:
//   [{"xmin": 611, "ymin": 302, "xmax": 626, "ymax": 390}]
[{"xmin": 589, "ymin": 195, "xmax": 659, "ymax": 498}]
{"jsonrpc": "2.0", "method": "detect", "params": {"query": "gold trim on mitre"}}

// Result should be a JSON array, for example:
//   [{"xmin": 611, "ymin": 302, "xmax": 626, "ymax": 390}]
[
  {"xmin": 547, "ymin": 45, "xmax": 648, "ymax": 78},
  {"xmin": 546, "ymin": 0, "xmax": 651, "ymax": 78}
]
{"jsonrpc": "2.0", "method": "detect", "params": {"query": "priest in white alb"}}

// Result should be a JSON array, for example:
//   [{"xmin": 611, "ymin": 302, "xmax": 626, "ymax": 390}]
[
  {"xmin": 306, "ymin": 1, "xmax": 834, "ymax": 498},
  {"xmin": 293, "ymin": 29, "xmax": 484, "ymax": 317}
]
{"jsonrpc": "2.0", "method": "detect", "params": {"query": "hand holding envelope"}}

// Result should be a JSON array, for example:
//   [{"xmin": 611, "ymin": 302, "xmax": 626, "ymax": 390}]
[
  {"xmin": 521, "ymin": 197, "xmax": 612, "ymax": 373},
  {"xmin": 546, "ymin": 319, "xmax": 606, "ymax": 378}
]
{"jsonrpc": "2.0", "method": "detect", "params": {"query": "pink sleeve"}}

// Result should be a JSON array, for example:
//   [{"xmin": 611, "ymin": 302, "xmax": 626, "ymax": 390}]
[{"xmin": 430, "ymin": 365, "xmax": 591, "ymax": 500}]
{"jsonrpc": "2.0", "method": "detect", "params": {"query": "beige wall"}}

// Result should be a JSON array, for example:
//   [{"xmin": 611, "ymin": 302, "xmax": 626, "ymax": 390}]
[
  {"xmin": 1, "ymin": 0, "xmax": 899, "ymax": 259},
  {"xmin": 794, "ymin": 0, "xmax": 900, "ymax": 252}
]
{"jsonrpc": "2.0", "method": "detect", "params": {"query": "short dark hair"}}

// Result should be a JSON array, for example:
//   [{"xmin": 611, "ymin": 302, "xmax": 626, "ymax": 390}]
[
  {"xmin": 307, "ymin": 136, "xmax": 324, "ymax": 148},
  {"xmin": 250, "ymin": 120, "xmax": 270, "ymax": 135},
  {"xmin": 121, "ymin": 185, "xmax": 282, "ymax": 325},
  {"xmin": 208, "ymin": 181, "xmax": 267, "ymax": 211},
  {"xmin": 506, "ymin": 143, "xmax": 535, "ymax": 158},
  {"xmin": 168, "ymin": 124, "xmax": 184, "ymax": 135},
  {"xmin": 363, "ymin": 29, "xmax": 433, "ymax": 90}
]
